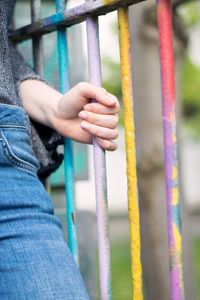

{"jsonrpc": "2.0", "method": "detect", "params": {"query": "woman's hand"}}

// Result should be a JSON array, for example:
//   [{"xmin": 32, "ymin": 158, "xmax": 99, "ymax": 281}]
[
  {"xmin": 53, "ymin": 82, "xmax": 119, "ymax": 151},
  {"xmin": 20, "ymin": 80, "xmax": 119, "ymax": 151}
]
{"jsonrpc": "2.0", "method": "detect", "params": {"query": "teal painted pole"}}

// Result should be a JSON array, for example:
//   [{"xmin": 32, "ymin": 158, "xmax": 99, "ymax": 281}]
[{"xmin": 55, "ymin": 0, "xmax": 79, "ymax": 265}]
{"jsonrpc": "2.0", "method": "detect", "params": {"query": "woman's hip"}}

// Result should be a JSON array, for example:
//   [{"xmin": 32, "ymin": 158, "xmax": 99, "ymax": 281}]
[{"xmin": 0, "ymin": 103, "xmax": 39, "ymax": 175}]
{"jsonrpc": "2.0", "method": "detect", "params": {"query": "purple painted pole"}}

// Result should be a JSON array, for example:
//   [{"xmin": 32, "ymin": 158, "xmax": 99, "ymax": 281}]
[{"xmin": 86, "ymin": 10, "xmax": 112, "ymax": 300}]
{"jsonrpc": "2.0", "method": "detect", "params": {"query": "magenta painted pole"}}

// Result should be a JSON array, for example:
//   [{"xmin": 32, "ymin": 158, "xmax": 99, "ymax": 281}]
[
  {"xmin": 86, "ymin": 10, "xmax": 112, "ymax": 300},
  {"xmin": 157, "ymin": 0, "xmax": 185, "ymax": 299}
]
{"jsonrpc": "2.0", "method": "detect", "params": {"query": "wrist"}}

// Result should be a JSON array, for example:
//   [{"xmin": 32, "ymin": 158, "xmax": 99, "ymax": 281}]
[
  {"xmin": 41, "ymin": 93, "xmax": 61, "ymax": 129},
  {"xmin": 20, "ymin": 79, "xmax": 62, "ymax": 129}
]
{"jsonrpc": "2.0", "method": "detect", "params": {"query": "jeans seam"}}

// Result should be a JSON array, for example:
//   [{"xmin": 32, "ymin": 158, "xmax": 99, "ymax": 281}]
[
  {"xmin": 0, "ymin": 125, "xmax": 27, "ymax": 129},
  {"xmin": 0, "ymin": 130, "xmax": 37, "ymax": 174},
  {"xmin": 0, "ymin": 103, "xmax": 30, "ymax": 128}
]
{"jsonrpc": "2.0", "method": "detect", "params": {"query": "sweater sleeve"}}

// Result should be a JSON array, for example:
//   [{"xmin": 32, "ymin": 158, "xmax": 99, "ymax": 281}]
[
  {"xmin": 9, "ymin": 40, "xmax": 64, "ymax": 180},
  {"xmin": 7, "ymin": 0, "xmax": 52, "ymax": 90},
  {"xmin": 8, "ymin": 2, "xmax": 64, "ymax": 180},
  {"xmin": 9, "ymin": 40, "xmax": 54, "ymax": 94}
]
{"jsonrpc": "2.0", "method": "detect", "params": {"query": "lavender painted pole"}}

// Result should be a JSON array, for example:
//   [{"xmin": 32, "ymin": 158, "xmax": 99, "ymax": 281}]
[
  {"xmin": 55, "ymin": 0, "xmax": 79, "ymax": 265},
  {"xmin": 86, "ymin": 3, "xmax": 112, "ymax": 299}
]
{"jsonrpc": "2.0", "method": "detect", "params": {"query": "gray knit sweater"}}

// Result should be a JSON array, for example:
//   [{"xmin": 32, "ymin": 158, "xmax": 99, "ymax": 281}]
[{"xmin": 1, "ymin": 0, "xmax": 64, "ymax": 179}]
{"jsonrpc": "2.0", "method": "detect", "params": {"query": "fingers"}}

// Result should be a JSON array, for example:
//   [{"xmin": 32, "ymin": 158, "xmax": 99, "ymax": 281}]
[
  {"xmin": 80, "ymin": 121, "xmax": 118, "ymax": 140},
  {"xmin": 83, "ymin": 102, "xmax": 119, "ymax": 115},
  {"xmin": 96, "ymin": 137, "xmax": 117, "ymax": 151},
  {"xmin": 79, "ymin": 110, "xmax": 118, "ymax": 129},
  {"xmin": 75, "ymin": 82, "xmax": 119, "ymax": 107},
  {"xmin": 74, "ymin": 82, "xmax": 119, "ymax": 151}
]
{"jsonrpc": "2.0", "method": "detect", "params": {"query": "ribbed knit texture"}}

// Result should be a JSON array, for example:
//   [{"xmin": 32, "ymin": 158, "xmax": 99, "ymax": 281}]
[
  {"xmin": 0, "ymin": 0, "xmax": 18, "ymax": 105},
  {"xmin": 1, "ymin": 0, "xmax": 64, "ymax": 179}
]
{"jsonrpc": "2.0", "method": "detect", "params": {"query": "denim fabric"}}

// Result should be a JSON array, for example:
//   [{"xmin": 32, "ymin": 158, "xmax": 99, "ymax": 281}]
[
  {"xmin": 0, "ymin": 0, "xmax": 65, "ymax": 179},
  {"xmin": 0, "ymin": 104, "xmax": 90, "ymax": 299}
]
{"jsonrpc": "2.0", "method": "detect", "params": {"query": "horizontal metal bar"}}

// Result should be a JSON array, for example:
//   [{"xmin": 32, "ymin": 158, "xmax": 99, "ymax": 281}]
[{"xmin": 10, "ymin": 0, "xmax": 144, "ymax": 43}]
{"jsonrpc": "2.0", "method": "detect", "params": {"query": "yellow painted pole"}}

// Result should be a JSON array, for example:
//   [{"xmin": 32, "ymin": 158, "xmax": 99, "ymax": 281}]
[{"xmin": 118, "ymin": 7, "xmax": 143, "ymax": 300}]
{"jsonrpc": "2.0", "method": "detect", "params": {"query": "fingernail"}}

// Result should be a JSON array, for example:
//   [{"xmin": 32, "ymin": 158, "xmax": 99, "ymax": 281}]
[
  {"xmin": 107, "ymin": 93, "xmax": 116, "ymax": 104},
  {"xmin": 79, "ymin": 111, "xmax": 88, "ymax": 119},
  {"xmin": 105, "ymin": 140, "xmax": 111, "ymax": 148},
  {"xmin": 81, "ymin": 122, "xmax": 90, "ymax": 130}
]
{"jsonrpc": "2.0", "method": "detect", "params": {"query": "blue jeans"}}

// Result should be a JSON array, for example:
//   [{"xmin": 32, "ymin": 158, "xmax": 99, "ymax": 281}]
[{"xmin": 0, "ymin": 104, "xmax": 90, "ymax": 299}]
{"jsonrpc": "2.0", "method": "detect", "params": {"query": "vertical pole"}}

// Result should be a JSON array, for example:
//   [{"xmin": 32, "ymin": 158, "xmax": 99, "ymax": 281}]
[
  {"xmin": 31, "ymin": 0, "xmax": 43, "ymax": 76},
  {"xmin": 86, "ymin": 1, "xmax": 112, "ymax": 299},
  {"xmin": 55, "ymin": 0, "xmax": 79, "ymax": 265},
  {"xmin": 118, "ymin": 7, "xmax": 143, "ymax": 300},
  {"xmin": 157, "ymin": 0, "xmax": 184, "ymax": 299}
]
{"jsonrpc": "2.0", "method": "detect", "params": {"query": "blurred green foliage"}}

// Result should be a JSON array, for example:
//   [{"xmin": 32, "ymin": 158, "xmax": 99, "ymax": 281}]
[
  {"xmin": 178, "ymin": 2, "xmax": 200, "ymax": 27},
  {"xmin": 178, "ymin": 2, "xmax": 200, "ymax": 137},
  {"xmin": 96, "ymin": 237, "xmax": 132, "ymax": 299},
  {"xmin": 102, "ymin": 57, "xmax": 122, "ymax": 101},
  {"xmin": 111, "ymin": 238, "xmax": 132, "ymax": 300},
  {"xmin": 181, "ymin": 56, "xmax": 200, "ymax": 137},
  {"xmin": 101, "ymin": 3, "xmax": 200, "ymax": 135},
  {"xmin": 102, "ymin": 57, "xmax": 124, "ymax": 126}
]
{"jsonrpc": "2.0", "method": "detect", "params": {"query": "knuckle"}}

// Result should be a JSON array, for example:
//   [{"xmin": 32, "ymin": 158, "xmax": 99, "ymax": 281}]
[
  {"xmin": 113, "ymin": 95, "xmax": 118, "ymax": 102},
  {"xmin": 96, "ymin": 87, "xmax": 108, "ymax": 100},
  {"xmin": 91, "ymin": 126, "xmax": 99, "ymax": 136},
  {"xmin": 113, "ymin": 115, "xmax": 119, "ymax": 126},
  {"xmin": 102, "ymin": 140, "xmax": 111, "ymax": 150},
  {"xmin": 115, "ymin": 105, "xmax": 120, "ymax": 113},
  {"xmin": 85, "ymin": 104, "xmax": 94, "ymax": 112},
  {"xmin": 76, "ymin": 81, "xmax": 88, "ymax": 91},
  {"xmin": 109, "ymin": 117, "xmax": 118, "ymax": 129},
  {"xmin": 99, "ymin": 87, "xmax": 107, "ymax": 94},
  {"xmin": 114, "ymin": 101, "xmax": 120, "ymax": 112},
  {"xmin": 112, "ymin": 129, "xmax": 119, "ymax": 139},
  {"xmin": 87, "ymin": 112, "xmax": 95, "ymax": 124}
]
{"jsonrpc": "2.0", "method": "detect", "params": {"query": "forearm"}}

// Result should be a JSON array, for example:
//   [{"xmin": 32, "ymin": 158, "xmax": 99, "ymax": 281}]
[
  {"xmin": 20, "ymin": 79, "xmax": 62, "ymax": 129},
  {"xmin": 9, "ymin": 40, "xmax": 61, "ymax": 129}
]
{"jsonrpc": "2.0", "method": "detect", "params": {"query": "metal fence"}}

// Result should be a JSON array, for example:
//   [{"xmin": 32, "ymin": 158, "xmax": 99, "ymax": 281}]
[{"xmin": 10, "ymin": 0, "xmax": 184, "ymax": 299}]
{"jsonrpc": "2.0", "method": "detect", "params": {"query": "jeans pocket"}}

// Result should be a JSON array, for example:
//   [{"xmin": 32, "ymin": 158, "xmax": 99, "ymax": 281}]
[{"xmin": 0, "ymin": 126, "xmax": 40, "ymax": 173}]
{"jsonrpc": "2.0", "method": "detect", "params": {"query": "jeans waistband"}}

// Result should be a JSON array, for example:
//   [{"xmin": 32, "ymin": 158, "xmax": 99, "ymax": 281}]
[{"xmin": 0, "ymin": 103, "xmax": 29, "ymax": 128}]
